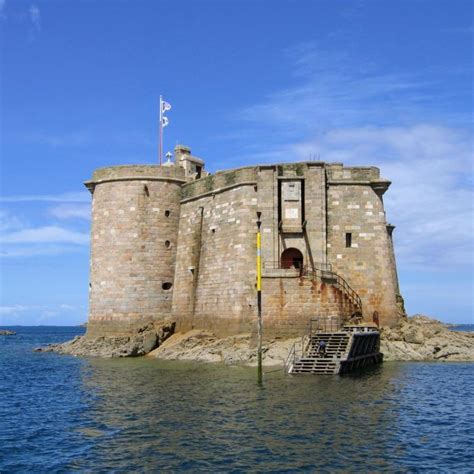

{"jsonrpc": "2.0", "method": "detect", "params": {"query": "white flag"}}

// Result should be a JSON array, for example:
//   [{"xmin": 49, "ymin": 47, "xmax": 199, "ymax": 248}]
[
  {"xmin": 162, "ymin": 116, "xmax": 169, "ymax": 127},
  {"xmin": 162, "ymin": 100, "xmax": 171, "ymax": 113}
]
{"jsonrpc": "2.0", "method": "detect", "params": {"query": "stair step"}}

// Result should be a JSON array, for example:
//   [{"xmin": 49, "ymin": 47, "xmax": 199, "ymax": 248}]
[
  {"xmin": 289, "ymin": 328, "xmax": 355, "ymax": 374},
  {"xmin": 293, "ymin": 362, "xmax": 336, "ymax": 365},
  {"xmin": 294, "ymin": 365, "xmax": 336, "ymax": 368},
  {"xmin": 291, "ymin": 369, "xmax": 336, "ymax": 374}
]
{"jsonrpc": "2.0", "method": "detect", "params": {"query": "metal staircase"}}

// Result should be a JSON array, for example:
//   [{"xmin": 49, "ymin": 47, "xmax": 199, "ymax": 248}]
[
  {"xmin": 284, "ymin": 318, "xmax": 383, "ymax": 375},
  {"xmin": 302, "ymin": 264, "xmax": 362, "ymax": 313},
  {"xmin": 262, "ymin": 261, "xmax": 363, "ymax": 314},
  {"xmin": 289, "ymin": 332, "xmax": 351, "ymax": 374}
]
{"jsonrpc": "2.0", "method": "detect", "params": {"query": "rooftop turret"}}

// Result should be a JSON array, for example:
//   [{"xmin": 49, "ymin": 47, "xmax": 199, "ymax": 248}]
[{"xmin": 174, "ymin": 144, "xmax": 208, "ymax": 180}]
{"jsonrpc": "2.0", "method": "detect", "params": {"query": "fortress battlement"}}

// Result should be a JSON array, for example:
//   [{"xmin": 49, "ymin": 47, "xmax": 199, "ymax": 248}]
[{"xmin": 84, "ymin": 145, "xmax": 405, "ymax": 339}]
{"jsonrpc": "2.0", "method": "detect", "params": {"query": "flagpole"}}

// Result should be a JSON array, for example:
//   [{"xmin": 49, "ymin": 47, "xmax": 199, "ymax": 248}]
[{"xmin": 159, "ymin": 95, "xmax": 163, "ymax": 165}]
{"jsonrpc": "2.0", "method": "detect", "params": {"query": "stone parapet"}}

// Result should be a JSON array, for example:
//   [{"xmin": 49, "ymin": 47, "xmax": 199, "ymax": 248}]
[
  {"xmin": 180, "ymin": 166, "xmax": 258, "ymax": 201},
  {"xmin": 85, "ymin": 164, "xmax": 186, "ymax": 193},
  {"xmin": 326, "ymin": 164, "xmax": 381, "ymax": 182}
]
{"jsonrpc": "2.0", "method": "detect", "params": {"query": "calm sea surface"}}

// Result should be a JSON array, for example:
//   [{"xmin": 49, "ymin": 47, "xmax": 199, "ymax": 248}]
[{"xmin": 1, "ymin": 326, "xmax": 473, "ymax": 472}]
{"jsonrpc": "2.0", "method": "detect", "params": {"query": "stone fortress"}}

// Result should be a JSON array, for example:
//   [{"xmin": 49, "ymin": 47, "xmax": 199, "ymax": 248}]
[{"xmin": 84, "ymin": 145, "xmax": 405, "ymax": 340}]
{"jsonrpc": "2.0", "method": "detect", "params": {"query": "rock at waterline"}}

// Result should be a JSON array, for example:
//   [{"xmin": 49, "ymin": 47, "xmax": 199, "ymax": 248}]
[
  {"xmin": 34, "ymin": 314, "xmax": 474, "ymax": 363},
  {"xmin": 147, "ymin": 330, "xmax": 298, "ymax": 367},
  {"xmin": 380, "ymin": 315, "xmax": 474, "ymax": 361},
  {"xmin": 34, "ymin": 321, "xmax": 175, "ymax": 358},
  {"xmin": 149, "ymin": 315, "xmax": 474, "ymax": 365},
  {"xmin": 0, "ymin": 330, "xmax": 16, "ymax": 336}
]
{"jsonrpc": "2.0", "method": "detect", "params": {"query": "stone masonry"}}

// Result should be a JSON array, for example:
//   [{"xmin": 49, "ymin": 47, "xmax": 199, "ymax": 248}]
[{"xmin": 84, "ymin": 145, "xmax": 404, "ymax": 338}]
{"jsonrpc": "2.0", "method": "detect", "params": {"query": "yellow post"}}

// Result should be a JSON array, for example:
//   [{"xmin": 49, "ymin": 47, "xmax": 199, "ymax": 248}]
[
  {"xmin": 256, "ymin": 212, "xmax": 263, "ymax": 385},
  {"xmin": 257, "ymin": 232, "xmax": 262, "ymax": 291}
]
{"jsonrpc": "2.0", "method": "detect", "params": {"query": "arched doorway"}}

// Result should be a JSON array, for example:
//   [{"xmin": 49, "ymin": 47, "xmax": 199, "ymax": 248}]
[{"xmin": 281, "ymin": 248, "xmax": 304, "ymax": 269}]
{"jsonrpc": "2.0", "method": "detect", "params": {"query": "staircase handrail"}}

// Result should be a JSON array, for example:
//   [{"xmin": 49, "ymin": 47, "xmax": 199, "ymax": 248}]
[
  {"xmin": 261, "ymin": 260, "xmax": 360, "ymax": 309},
  {"xmin": 283, "ymin": 343, "xmax": 296, "ymax": 374},
  {"xmin": 302, "ymin": 265, "xmax": 362, "ymax": 310},
  {"xmin": 308, "ymin": 316, "xmax": 343, "ymax": 333},
  {"xmin": 262, "ymin": 260, "xmax": 331, "ymax": 272},
  {"xmin": 284, "ymin": 333, "xmax": 310, "ymax": 374}
]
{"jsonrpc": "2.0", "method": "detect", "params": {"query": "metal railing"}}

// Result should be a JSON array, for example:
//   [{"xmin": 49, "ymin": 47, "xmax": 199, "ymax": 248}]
[
  {"xmin": 283, "ymin": 333, "xmax": 310, "ymax": 374},
  {"xmin": 299, "ymin": 265, "xmax": 361, "ymax": 310},
  {"xmin": 308, "ymin": 316, "xmax": 343, "ymax": 333},
  {"xmin": 263, "ymin": 261, "xmax": 332, "ymax": 272},
  {"xmin": 284, "ymin": 317, "xmax": 346, "ymax": 374},
  {"xmin": 263, "ymin": 260, "xmax": 362, "ymax": 311}
]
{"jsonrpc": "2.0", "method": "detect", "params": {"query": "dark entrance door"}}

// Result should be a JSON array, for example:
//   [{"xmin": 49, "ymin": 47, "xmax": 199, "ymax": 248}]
[{"xmin": 281, "ymin": 248, "xmax": 304, "ymax": 269}]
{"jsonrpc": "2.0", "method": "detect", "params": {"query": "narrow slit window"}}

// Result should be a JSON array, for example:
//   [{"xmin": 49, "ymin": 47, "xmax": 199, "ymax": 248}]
[{"xmin": 346, "ymin": 233, "xmax": 352, "ymax": 248}]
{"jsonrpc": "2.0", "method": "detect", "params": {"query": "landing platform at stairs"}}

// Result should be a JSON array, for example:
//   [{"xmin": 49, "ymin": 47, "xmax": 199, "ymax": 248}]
[{"xmin": 287, "ymin": 327, "xmax": 383, "ymax": 375}]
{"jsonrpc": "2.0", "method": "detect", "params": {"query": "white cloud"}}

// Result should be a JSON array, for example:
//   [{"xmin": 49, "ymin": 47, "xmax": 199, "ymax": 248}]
[
  {"xmin": 0, "ymin": 244, "xmax": 87, "ymax": 258},
  {"xmin": 49, "ymin": 203, "xmax": 90, "ymax": 220},
  {"xmin": 231, "ymin": 42, "xmax": 473, "ymax": 272},
  {"xmin": 0, "ymin": 194, "xmax": 91, "ymax": 258},
  {"xmin": 0, "ymin": 209, "xmax": 24, "ymax": 232},
  {"xmin": 0, "ymin": 0, "xmax": 6, "ymax": 18},
  {"xmin": 0, "ymin": 191, "xmax": 90, "ymax": 203},
  {"xmin": 0, "ymin": 303, "xmax": 85, "ymax": 325},
  {"xmin": 29, "ymin": 4, "xmax": 40, "ymax": 31},
  {"xmin": 289, "ymin": 124, "xmax": 474, "ymax": 269},
  {"xmin": 237, "ymin": 41, "xmax": 469, "ymax": 146},
  {"xmin": 2, "ymin": 225, "xmax": 89, "ymax": 245},
  {"xmin": 0, "ymin": 304, "xmax": 31, "ymax": 315}
]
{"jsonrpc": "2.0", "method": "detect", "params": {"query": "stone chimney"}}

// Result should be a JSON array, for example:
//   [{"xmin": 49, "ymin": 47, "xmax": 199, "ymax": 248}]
[{"xmin": 174, "ymin": 144, "xmax": 207, "ymax": 180}]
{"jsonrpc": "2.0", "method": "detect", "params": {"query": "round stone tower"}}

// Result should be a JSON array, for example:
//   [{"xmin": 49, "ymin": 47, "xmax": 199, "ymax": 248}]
[{"xmin": 84, "ymin": 164, "xmax": 186, "ymax": 337}]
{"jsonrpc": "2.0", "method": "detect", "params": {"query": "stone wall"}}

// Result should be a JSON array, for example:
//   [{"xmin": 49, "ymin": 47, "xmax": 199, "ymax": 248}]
[
  {"xmin": 297, "ymin": 163, "xmax": 327, "ymax": 268},
  {"xmin": 172, "ymin": 183, "xmax": 258, "ymax": 336},
  {"xmin": 180, "ymin": 166, "xmax": 258, "ymax": 201},
  {"xmin": 84, "ymin": 159, "xmax": 404, "ymax": 339},
  {"xmin": 86, "ymin": 165, "xmax": 185, "ymax": 337},
  {"xmin": 257, "ymin": 163, "xmax": 327, "ymax": 273},
  {"xmin": 262, "ymin": 276, "xmax": 360, "ymax": 338},
  {"xmin": 326, "ymin": 165, "xmax": 399, "ymax": 326}
]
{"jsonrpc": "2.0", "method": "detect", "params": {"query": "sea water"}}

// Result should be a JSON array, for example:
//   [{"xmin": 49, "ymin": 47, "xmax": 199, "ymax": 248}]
[{"xmin": 0, "ymin": 326, "xmax": 473, "ymax": 472}]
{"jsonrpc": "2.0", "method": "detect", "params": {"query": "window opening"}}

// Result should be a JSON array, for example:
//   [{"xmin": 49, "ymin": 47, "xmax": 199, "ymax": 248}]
[{"xmin": 346, "ymin": 233, "xmax": 352, "ymax": 248}]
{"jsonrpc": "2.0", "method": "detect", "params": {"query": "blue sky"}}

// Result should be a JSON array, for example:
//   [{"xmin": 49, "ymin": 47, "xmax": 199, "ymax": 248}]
[{"xmin": 0, "ymin": 0, "xmax": 472, "ymax": 325}]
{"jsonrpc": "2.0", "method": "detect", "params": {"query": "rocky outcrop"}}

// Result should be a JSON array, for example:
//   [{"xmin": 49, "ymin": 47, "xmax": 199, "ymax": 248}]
[
  {"xmin": 0, "ymin": 330, "xmax": 16, "ymax": 336},
  {"xmin": 35, "ymin": 321, "xmax": 175, "ymax": 357},
  {"xmin": 148, "ymin": 330, "xmax": 298, "ymax": 367},
  {"xmin": 380, "ymin": 315, "xmax": 474, "ymax": 361},
  {"xmin": 35, "ymin": 314, "xmax": 473, "ymax": 364},
  {"xmin": 149, "ymin": 315, "xmax": 473, "ymax": 366}
]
